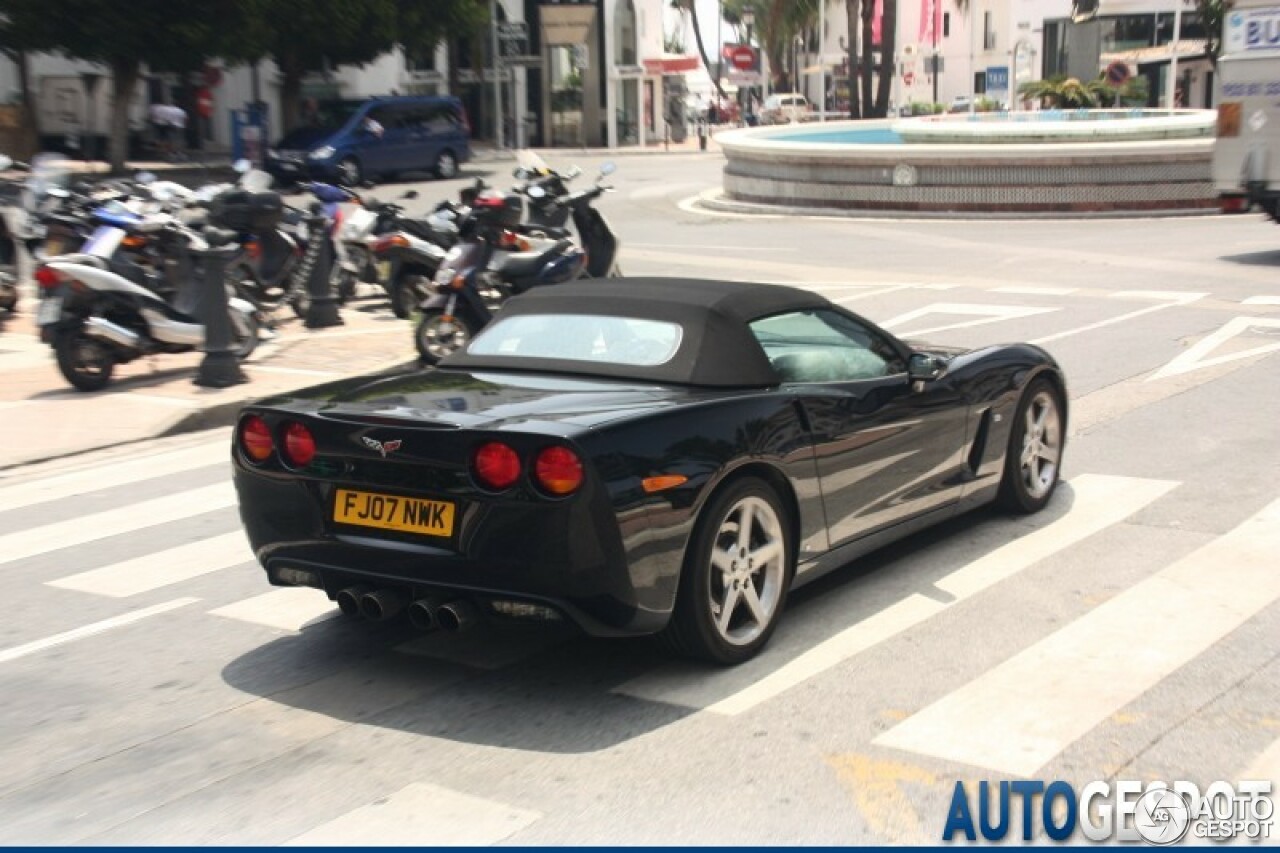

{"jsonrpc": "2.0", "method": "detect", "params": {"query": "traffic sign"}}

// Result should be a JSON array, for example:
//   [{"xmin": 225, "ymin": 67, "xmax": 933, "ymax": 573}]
[
  {"xmin": 1105, "ymin": 60, "xmax": 1132, "ymax": 86},
  {"xmin": 196, "ymin": 87, "xmax": 214, "ymax": 119},
  {"xmin": 729, "ymin": 45, "xmax": 757, "ymax": 72},
  {"xmin": 904, "ymin": 71, "xmax": 915, "ymax": 86}
]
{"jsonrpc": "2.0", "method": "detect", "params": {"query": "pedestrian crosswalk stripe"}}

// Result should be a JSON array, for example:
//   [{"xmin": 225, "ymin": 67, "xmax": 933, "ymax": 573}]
[
  {"xmin": 993, "ymin": 285, "xmax": 1078, "ymax": 296},
  {"xmin": 284, "ymin": 781, "xmax": 542, "ymax": 846},
  {"xmin": 0, "ymin": 598, "xmax": 199, "ymax": 664},
  {"xmin": 874, "ymin": 496, "xmax": 1280, "ymax": 776},
  {"xmin": 0, "ymin": 439, "xmax": 228, "ymax": 513},
  {"xmin": 0, "ymin": 482, "xmax": 236, "ymax": 568},
  {"xmin": 208, "ymin": 588, "xmax": 338, "ymax": 633},
  {"xmin": 615, "ymin": 474, "xmax": 1177, "ymax": 714},
  {"xmin": 880, "ymin": 303, "xmax": 1058, "ymax": 337},
  {"xmin": 47, "ymin": 531, "xmax": 252, "ymax": 598}
]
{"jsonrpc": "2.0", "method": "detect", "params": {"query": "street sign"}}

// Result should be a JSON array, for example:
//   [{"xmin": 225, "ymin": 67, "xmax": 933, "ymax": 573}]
[
  {"xmin": 729, "ymin": 45, "xmax": 757, "ymax": 71},
  {"xmin": 986, "ymin": 66, "xmax": 1009, "ymax": 91},
  {"xmin": 498, "ymin": 22, "xmax": 527, "ymax": 39},
  {"xmin": 505, "ymin": 54, "xmax": 544, "ymax": 67},
  {"xmin": 499, "ymin": 21, "xmax": 528, "ymax": 57},
  {"xmin": 904, "ymin": 71, "xmax": 915, "ymax": 86},
  {"xmin": 1105, "ymin": 60, "xmax": 1132, "ymax": 86}
]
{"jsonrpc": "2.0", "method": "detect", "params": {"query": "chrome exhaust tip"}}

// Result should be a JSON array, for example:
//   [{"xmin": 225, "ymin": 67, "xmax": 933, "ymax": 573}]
[
  {"xmin": 359, "ymin": 588, "xmax": 408, "ymax": 621},
  {"xmin": 335, "ymin": 584, "xmax": 373, "ymax": 619},
  {"xmin": 435, "ymin": 600, "xmax": 479, "ymax": 633},
  {"xmin": 83, "ymin": 316, "xmax": 142, "ymax": 350},
  {"xmin": 407, "ymin": 595, "xmax": 447, "ymax": 632}
]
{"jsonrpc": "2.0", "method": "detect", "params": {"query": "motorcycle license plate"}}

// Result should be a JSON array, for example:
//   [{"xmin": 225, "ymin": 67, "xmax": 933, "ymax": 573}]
[
  {"xmin": 37, "ymin": 295, "xmax": 62, "ymax": 325},
  {"xmin": 44, "ymin": 237, "xmax": 65, "ymax": 257},
  {"xmin": 333, "ymin": 488, "xmax": 455, "ymax": 539}
]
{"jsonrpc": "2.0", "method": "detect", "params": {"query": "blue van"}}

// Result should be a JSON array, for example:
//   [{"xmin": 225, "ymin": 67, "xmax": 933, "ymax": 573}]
[{"xmin": 265, "ymin": 95, "xmax": 471, "ymax": 185}]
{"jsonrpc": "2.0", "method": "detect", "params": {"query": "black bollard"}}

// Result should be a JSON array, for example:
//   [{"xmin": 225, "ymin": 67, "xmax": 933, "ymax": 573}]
[
  {"xmin": 302, "ymin": 206, "xmax": 343, "ymax": 329},
  {"xmin": 193, "ymin": 229, "xmax": 249, "ymax": 388}
]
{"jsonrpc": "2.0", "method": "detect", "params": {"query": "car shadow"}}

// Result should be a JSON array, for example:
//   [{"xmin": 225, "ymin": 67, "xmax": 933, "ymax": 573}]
[
  {"xmin": 1219, "ymin": 248, "xmax": 1280, "ymax": 267},
  {"xmin": 219, "ymin": 485, "xmax": 1080, "ymax": 755}
]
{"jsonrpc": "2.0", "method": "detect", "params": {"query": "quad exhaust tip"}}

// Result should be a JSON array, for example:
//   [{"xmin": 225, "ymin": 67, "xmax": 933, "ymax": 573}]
[
  {"xmin": 435, "ymin": 599, "xmax": 479, "ymax": 633},
  {"xmin": 407, "ymin": 595, "xmax": 449, "ymax": 632},
  {"xmin": 336, "ymin": 584, "xmax": 373, "ymax": 619},
  {"xmin": 359, "ymin": 588, "xmax": 408, "ymax": 621}
]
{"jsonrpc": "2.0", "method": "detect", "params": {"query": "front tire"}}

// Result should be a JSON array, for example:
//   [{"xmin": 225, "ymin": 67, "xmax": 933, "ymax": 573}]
[
  {"xmin": 415, "ymin": 309, "xmax": 474, "ymax": 364},
  {"xmin": 55, "ymin": 327, "xmax": 116, "ymax": 391},
  {"xmin": 660, "ymin": 477, "xmax": 793, "ymax": 665},
  {"xmin": 434, "ymin": 149, "xmax": 459, "ymax": 179},
  {"xmin": 997, "ymin": 377, "xmax": 1065, "ymax": 514},
  {"xmin": 231, "ymin": 311, "xmax": 260, "ymax": 360}
]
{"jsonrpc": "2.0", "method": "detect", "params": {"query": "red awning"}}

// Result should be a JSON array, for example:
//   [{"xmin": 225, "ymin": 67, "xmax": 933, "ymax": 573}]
[{"xmin": 643, "ymin": 55, "xmax": 700, "ymax": 75}]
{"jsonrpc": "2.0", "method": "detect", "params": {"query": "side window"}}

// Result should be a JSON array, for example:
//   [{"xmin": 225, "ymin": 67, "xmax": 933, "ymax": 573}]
[
  {"xmin": 750, "ymin": 309, "xmax": 906, "ymax": 383},
  {"xmin": 363, "ymin": 106, "xmax": 392, "ymax": 133},
  {"xmin": 423, "ymin": 104, "xmax": 460, "ymax": 134}
]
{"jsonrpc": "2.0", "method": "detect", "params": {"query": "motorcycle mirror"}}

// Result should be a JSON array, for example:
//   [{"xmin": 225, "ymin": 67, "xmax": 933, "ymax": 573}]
[
  {"xmin": 526, "ymin": 185, "xmax": 547, "ymax": 199},
  {"xmin": 0, "ymin": 155, "xmax": 12, "ymax": 170},
  {"xmin": 599, "ymin": 162, "xmax": 617, "ymax": 177},
  {"xmin": 135, "ymin": 171, "xmax": 156, "ymax": 185},
  {"xmin": 401, "ymin": 189, "xmax": 419, "ymax": 199},
  {"xmin": 233, "ymin": 158, "xmax": 252, "ymax": 174},
  {"xmin": 565, "ymin": 165, "xmax": 582, "ymax": 179}
]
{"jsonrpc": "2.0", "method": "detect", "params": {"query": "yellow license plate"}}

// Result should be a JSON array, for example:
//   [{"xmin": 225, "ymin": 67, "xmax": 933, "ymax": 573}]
[
  {"xmin": 376, "ymin": 260, "xmax": 392, "ymax": 282},
  {"xmin": 45, "ymin": 238, "xmax": 65, "ymax": 257},
  {"xmin": 333, "ymin": 488, "xmax": 454, "ymax": 538}
]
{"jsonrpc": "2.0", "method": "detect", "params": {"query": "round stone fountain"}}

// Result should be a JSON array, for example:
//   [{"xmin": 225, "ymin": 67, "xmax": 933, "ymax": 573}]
[{"xmin": 711, "ymin": 109, "xmax": 1217, "ymax": 217}]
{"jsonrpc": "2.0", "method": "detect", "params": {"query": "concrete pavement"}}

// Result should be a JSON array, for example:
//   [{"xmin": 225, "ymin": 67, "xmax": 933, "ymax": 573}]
[{"xmin": 0, "ymin": 286, "xmax": 418, "ymax": 471}]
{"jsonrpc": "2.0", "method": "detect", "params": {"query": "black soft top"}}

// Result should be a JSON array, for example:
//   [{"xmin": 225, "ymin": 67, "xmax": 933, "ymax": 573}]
[{"xmin": 440, "ymin": 277, "xmax": 834, "ymax": 387}]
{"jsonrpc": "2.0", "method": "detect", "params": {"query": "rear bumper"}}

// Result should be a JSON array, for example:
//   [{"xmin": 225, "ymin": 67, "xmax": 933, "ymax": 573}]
[{"xmin": 233, "ymin": 463, "xmax": 673, "ymax": 637}]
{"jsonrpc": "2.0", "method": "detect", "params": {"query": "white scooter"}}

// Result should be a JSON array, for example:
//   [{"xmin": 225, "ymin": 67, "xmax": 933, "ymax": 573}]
[{"xmin": 35, "ymin": 215, "xmax": 260, "ymax": 391}]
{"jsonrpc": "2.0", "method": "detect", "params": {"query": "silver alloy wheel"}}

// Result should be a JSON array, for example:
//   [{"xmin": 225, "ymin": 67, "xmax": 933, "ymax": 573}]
[
  {"xmin": 436, "ymin": 151, "xmax": 458, "ymax": 179},
  {"xmin": 418, "ymin": 312, "xmax": 471, "ymax": 362},
  {"xmin": 707, "ymin": 495, "xmax": 786, "ymax": 647},
  {"xmin": 1020, "ymin": 389, "xmax": 1062, "ymax": 500},
  {"xmin": 337, "ymin": 158, "xmax": 361, "ymax": 186}
]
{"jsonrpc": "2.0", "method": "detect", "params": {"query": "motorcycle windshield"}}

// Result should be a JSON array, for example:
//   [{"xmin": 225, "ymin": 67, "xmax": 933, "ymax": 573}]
[{"xmin": 433, "ymin": 243, "xmax": 486, "ymax": 287}]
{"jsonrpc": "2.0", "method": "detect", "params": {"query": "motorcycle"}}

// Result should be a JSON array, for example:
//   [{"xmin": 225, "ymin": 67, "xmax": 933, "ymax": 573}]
[
  {"xmin": 370, "ymin": 199, "xmax": 464, "ymax": 318},
  {"xmin": 0, "ymin": 154, "xmax": 58, "ymax": 312},
  {"xmin": 34, "ymin": 215, "xmax": 260, "ymax": 391},
  {"xmin": 413, "ymin": 165, "xmax": 620, "ymax": 364}
]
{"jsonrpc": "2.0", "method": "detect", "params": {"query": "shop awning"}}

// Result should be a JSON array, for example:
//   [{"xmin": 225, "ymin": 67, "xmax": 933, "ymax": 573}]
[
  {"xmin": 1101, "ymin": 39, "xmax": 1207, "ymax": 67},
  {"xmin": 643, "ymin": 55, "xmax": 701, "ymax": 75}
]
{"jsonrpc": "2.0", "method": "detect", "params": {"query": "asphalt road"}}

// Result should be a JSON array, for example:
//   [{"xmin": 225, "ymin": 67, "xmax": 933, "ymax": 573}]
[{"xmin": 0, "ymin": 151, "xmax": 1278, "ymax": 844}]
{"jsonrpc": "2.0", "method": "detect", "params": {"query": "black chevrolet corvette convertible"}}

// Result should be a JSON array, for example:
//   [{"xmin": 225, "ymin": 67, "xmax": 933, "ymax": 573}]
[{"xmin": 233, "ymin": 278, "xmax": 1067, "ymax": 664}]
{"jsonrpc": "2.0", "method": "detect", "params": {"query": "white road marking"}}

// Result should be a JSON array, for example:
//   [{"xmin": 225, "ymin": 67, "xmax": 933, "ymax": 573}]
[
  {"xmin": 616, "ymin": 474, "xmax": 1176, "ymax": 715},
  {"xmin": 831, "ymin": 285, "xmax": 920, "ymax": 303},
  {"xmin": 881, "ymin": 302, "xmax": 1059, "ymax": 337},
  {"xmin": 208, "ymin": 588, "xmax": 338, "ymax": 632},
  {"xmin": 284, "ymin": 781, "xmax": 542, "ymax": 846},
  {"xmin": 1031, "ymin": 291, "xmax": 1205, "ymax": 345},
  {"xmin": 1112, "ymin": 289, "xmax": 1209, "ymax": 302},
  {"xmin": 1243, "ymin": 295, "xmax": 1280, "ymax": 306},
  {"xmin": 0, "ymin": 482, "xmax": 236, "ymax": 567},
  {"xmin": 0, "ymin": 598, "xmax": 199, "ymax": 664},
  {"xmin": 47, "ymin": 531, "xmax": 253, "ymax": 597},
  {"xmin": 0, "ymin": 440, "xmax": 228, "ymax": 511},
  {"xmin": 1149, "ymin": 317, "xmax": 1280, "ymax": 380},
  {"xmin": 875, "ymin": 496, "xmax": 1280, "ymax": 776},
  {"xmin": 992, "ymin": 285, "xmax": 1078, "ymax": 296}
]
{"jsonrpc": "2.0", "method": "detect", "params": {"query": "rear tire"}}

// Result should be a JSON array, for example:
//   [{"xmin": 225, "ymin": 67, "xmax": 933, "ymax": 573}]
[
  {"xmin": 996, "ymin": 377, "xmax": 1065, "ymax": 514},
  {"xmin": 659, "ymin": 477, "xmax": 793, "ymax": 665},
  {"xmin": 55, "ymin": 327, "xmax": 116, "ymax": 391},
  {"xmin": 415, "ymin": 309, "xmax": 474, "ymax": 364},
  {"xmin": 231, "ymin": 311, "xmax": 260, "ymax": 360},
  {"xmin": 392, "ymin": 274, "xmax": 430, "ymax": 319}
]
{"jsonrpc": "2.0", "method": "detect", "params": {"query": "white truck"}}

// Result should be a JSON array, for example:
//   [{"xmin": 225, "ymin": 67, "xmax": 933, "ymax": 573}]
[{"xmin": 1213, "ymin": 0, "xmax": 1280, "ymax": 219}]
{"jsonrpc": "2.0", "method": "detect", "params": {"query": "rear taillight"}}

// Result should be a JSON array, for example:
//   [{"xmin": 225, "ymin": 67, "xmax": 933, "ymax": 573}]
[
  {"xmin": 1221, "ymin": 196, "xmax": 1249, "ymax": 214},
  {"xmin": 34, "ymin": 265, "xmax": 62, "ymax": 290},
  {"xmin": 281, "ymin": 421, "xmax": 317, "ymax": 468},
  {"xmin": 373, "ymin": 234, "xmax": 409, "ymax": 253},
  {"xmin": 239, "ymin": 415, "xmax": 274, "ymax": 463},
  {"xmin": 473, "ymin": 441, "xmax": 521, "ymax": 491},
  {"xmin": 534, "ymin": 446, "xmax": 583, "ymax": 496}
]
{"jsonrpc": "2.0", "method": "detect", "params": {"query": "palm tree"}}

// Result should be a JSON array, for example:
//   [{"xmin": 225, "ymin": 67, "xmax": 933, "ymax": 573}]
[{"xmin": 670, "ymin": 0, "xmax": 728, "ymax": 102}]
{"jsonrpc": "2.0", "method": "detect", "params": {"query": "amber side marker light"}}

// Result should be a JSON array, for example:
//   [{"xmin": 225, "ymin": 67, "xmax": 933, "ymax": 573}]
[
  {"xmin": 240, "ymin": 415, "xmax": 274, "ymax": 463},
  {"xmin": 642, "ymin": 474, "xmax": 688, "ymax": 493}
]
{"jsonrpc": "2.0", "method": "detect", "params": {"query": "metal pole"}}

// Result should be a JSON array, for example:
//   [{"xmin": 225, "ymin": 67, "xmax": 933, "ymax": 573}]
[
  {"xmin": 1166, "ymin": 0, "xmax": 1183, "ymax": 109},
  {"xmin": 932, "ymin": 0, "xmax": 940, "ymax": 105},
  {"xmin": 491, "ymin": 0, "xmax": 504, "ymax": 147},
  {"xmin": 819, "ymin": 0, "xmax": 826, "ymax": 121}
]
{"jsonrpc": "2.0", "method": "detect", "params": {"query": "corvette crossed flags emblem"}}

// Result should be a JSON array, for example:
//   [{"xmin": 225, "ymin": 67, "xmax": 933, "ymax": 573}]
[{"xmin": 362, "ymin": 437, "xmax": 403, "ymax": 458}]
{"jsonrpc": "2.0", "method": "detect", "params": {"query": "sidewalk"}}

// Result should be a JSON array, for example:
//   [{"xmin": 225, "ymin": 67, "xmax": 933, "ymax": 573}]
[{"xmin": 0, "ymin": 287, "xmax": 418, "ymax": 471}]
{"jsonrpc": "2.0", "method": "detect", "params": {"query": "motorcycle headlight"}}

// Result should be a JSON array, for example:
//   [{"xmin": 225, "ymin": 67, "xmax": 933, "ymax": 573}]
[{"xmin": 309, "ymin": 146, "xmax": 335, "ymax": 160}]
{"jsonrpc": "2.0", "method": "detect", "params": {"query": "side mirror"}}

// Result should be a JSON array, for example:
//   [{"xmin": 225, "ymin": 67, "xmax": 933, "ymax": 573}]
[
  {"xmin": 401, "ymin": 189, "xmax": 419, "ymax": 200},
  {"xmin": 908, "ymin": 353, "xmax": 947, "ymax": 383},
  {"xmin": 599, "ymin": 161, "xmax": 617, "ymax": 177},
  {"xmin": 564, "ymin": 165, "xmax": 582, "ymax": 179}
]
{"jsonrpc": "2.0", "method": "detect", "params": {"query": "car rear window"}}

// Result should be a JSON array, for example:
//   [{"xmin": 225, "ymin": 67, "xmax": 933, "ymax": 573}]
[{"xmin": 468, "ymin": 313, "xmax": 683, "ymax": 366}]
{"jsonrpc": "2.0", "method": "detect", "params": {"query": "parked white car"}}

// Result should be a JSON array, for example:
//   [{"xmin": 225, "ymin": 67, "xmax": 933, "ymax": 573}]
[{"xmin": 760, "ymin": 94, "xmax": 810, "ymax": 125}]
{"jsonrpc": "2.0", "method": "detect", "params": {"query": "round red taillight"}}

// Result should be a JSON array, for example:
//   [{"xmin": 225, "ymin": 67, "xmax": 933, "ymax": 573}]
[
  {"xmin": 534, "ymin": 446, "xmax": 583, "ymax": 496},
  {"xmin": 473, "ymin": 441, "xmax": 521, "ymax": 491},
  {"xmin": 35, "ymin": 265, "xmax": 62, "ymax": 289},
  {"xmin": 281, "ymin": 421, "xmax": 317, "ymax": 468},
  {"xmin": 239, "ymin": 415, "xmax": 274, "ymax": 463}
]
